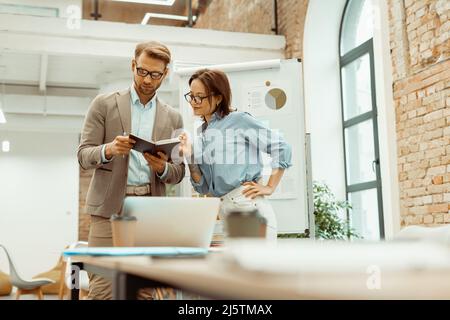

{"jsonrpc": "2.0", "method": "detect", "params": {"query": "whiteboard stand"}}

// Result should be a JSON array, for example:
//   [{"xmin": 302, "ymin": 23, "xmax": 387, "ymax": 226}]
[{"xmin": 305, "ymin": 133, "xmax": 315, "ymax": 239}]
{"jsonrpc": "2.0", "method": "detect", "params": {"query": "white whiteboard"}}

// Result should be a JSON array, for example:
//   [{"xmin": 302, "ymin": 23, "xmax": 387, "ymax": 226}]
[{"xmin": 176, "ymin": 59, "xmax": 308, "ymax": 233}]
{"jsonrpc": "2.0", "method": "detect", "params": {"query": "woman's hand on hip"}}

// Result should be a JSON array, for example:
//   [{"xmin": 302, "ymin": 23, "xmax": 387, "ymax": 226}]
[{"xmin": 241, "ymin": 181, "xmax": 274, "ymax": 199}]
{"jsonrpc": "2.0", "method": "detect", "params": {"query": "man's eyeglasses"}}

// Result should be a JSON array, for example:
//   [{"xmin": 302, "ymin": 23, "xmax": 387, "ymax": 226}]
[
  {"xmin": 184, "ymin": 92, "xmax": 215, "ymax": 105},
  {"xmin": 135, "ymin": 66, "xmax": 164, "ymax": 80}
]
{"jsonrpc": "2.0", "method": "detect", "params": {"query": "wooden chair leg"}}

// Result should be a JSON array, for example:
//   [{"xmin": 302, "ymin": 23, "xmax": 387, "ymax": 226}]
[
  {"xmin": 36, "ymin": 288, "xmax": 44, "ymax": 300},
  {"xmin": 16, "ymin": 288, "xmax": 22, "ymax": 300},
  {"xmin": 155, "ymin": 288, "xmax": 164, "ymax": 300},
  {"xmin": 79, "ymin": 289, "xmax": 88, "ymax": 300},
  {"xmin": 58, "ymin": 261, "xmax": 67, "ymax": 300}
]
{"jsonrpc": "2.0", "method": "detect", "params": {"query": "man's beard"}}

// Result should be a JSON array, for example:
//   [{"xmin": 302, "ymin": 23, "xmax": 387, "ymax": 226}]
[
  {"xmin": 134, "ymin": 78, "xmax": 158, "ymax": 97},
  {"xmin": 139, "ymin": 84, "xmax": 156, "ymax": 96}
]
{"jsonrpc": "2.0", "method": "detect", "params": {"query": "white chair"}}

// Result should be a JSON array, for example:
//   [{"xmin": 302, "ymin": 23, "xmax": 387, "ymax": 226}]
[
  {"xmin": 0, "ymin": 244, "xmax": 55, "ymax": 300},
  {"xmin": 394, "ymin": 225, "xmax": 450, "ymax": 245},
  {"xmin": 59, "ymin": 241, "xmax": 89, "ymax": 300}
]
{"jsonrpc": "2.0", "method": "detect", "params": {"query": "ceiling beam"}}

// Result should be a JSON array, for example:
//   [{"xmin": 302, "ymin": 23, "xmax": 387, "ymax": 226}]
[
  {"xmin": 0, "ymin": 113, "xmax": 84, "ymax": 133},
  {"xmin": 0, "ymin": 13, "xmax": 285, "ymax": 55},
  {"xmin": 3, "ymin": 94, "xmax": 90, "ymax": 117},
  {"xmin": 0, "ymin": 83, "xmax": 98, "ymax": 97}
]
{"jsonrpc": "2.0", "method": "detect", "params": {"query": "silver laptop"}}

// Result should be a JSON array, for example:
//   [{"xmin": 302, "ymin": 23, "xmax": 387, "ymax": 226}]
[{"xmin": 122, "ymin": 197, "xmax": 221, "ymax": 249}]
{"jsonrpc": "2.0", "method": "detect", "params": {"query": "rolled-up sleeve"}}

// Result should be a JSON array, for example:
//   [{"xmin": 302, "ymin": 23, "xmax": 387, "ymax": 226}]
[
  {"xmin": 241, "ymin": 112, "xmax": 292, "ymax": 169},
  {"xmin": 190, "ymin": 169, "xmax": 210, "ymax": 194},
  {"xmin": 191, "ymin": 175, "xmax": 207, "ymax": 194}
]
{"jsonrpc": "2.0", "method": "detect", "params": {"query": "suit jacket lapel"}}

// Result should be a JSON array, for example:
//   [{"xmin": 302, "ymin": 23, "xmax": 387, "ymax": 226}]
[
  {"xmin": 116, "ymin": 89, "xmax": 132, "ymax": 134},
  {"xmin": 152, "ymin": 97, "xmax": 168, "ymax": 141}
]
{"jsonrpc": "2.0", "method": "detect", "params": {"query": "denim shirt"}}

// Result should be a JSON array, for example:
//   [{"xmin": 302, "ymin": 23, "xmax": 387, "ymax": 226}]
[{"xmin": 191, "ymin": 111, "xmax": 292, "ymax": 197}]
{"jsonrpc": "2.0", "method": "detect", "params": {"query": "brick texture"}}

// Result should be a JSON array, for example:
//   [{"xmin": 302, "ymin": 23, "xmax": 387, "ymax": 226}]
[
  {"xmin": 388, "ymin": 0, "xmax": 449, "ymax": 227},
  {"xmin": 193, "ymin": 0, "xmax": 308, "ymax": 59}
]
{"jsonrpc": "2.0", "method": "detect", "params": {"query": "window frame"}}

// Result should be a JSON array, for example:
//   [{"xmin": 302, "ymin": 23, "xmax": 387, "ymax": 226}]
[{"xmin": 339, "ymin": 0, "xmax": 385, "ymax": 239}]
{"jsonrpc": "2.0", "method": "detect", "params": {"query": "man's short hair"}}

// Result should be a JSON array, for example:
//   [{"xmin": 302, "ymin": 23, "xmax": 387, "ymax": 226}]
[{"xmin": 134, "ymin": 41, "xmax": 171, "ymax": 66}]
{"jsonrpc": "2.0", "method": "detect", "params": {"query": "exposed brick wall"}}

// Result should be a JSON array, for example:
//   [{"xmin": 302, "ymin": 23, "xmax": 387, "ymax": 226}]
[
  {"xmin": 277, "ymin": 0, "xmax": 307, "ymax": 59},
  {"xmin": 194, "ymin": 0, "xmax": 274, "ymax": 34},
  {"xmin": 388, "ymin": 0, "xmax": 450, "ymax": 226},
  {"xmin": 193, "ymin": 0, "xmax": 308, "ymax": 59},
  {"xmin": 82, "ymin": 0, "xmax": 186, "ymax": 26}
]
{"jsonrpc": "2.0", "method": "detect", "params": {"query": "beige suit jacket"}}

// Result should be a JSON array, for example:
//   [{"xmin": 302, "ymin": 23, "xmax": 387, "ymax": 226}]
[{"xmin": 77, "ymin": 88, "xmax": 185, "ymax": 218}]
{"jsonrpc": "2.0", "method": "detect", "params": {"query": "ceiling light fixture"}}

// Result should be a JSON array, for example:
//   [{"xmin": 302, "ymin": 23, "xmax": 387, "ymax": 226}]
[
  {"xmin": 141, "ymin": 12, "xmax": 197, "ymax": 25},
  {"xmin": 111, "ymin": 0, "xmax": 176, "ymax": 6},
  {"xmin": 2, "ymin": 140, "xmax": 9, "ymax": 152}
]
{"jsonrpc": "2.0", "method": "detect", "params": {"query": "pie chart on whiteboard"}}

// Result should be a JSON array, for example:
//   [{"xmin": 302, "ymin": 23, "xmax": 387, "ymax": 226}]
[{"xmin": 265, "ymin": 88, "xmax": 287, "ymax": 110}]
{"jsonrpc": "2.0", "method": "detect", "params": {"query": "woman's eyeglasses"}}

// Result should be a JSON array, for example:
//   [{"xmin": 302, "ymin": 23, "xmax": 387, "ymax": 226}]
[{"xmin": 184, "ymin": 92, "xmax": 215, "ymax": 105}]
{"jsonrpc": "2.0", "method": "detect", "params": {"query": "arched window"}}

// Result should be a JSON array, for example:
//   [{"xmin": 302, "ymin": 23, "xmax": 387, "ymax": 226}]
[{"xmin": 339, "ymin": 0, "xmax": 384, "ymax": 240}]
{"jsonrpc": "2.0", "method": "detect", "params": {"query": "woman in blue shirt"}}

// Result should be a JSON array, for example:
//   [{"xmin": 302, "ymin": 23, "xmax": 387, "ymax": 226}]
[{"xmin": 179, "ymin": 69, "xmax": 292, "ymax": 240}]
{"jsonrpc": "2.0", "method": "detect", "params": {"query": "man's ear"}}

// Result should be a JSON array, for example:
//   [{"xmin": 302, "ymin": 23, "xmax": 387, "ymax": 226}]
[
  {"xmin": 131, "ymin": 59, "xmax": 136, "ymax": 72},
  {"xmin": 163, "ymin": 66, "xmax": 169, "ymax": 79}
]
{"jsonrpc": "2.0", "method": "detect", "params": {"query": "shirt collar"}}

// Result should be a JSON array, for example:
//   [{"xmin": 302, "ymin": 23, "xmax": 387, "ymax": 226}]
[
  {"xmin": 130, "ymin": 85, "xmax": 157, "ymax": 109},
  {"xmin": 209, "ymin": 111, "xmax": 223, "ymax": 123},
  {"xmin": 200, "ymin": 111, "xmax": 223, "ymax": 133}
]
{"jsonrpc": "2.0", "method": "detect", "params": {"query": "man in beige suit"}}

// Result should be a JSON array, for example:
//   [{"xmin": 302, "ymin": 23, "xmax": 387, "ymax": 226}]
[{"xmin": 77, "ymin": 41, "xmax": 185, "ymax": 300}]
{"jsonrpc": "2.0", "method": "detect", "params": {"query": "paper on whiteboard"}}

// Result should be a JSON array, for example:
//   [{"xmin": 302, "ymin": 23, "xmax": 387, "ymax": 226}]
[
  {"xmin": 245, "ymin": 85, "xmax": 272, "ymax": 117},
  {"xmin": 244, "ymin": 84, "xmax": 292, "ymax": 117}
]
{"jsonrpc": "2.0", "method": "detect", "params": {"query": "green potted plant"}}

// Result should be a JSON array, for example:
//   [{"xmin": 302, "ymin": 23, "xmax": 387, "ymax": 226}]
[
  {"xmin": 278, "ymin": 181, "xmax": 361, "ymax": 240},
  {"xmin": 313, "ymin": 181, "xmax": 360, "ymax": 240}
]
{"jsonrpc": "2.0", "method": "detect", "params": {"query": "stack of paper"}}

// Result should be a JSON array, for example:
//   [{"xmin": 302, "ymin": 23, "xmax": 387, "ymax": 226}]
[{"xmin": 210, "ymin": 220, "xmax": 225, "ymax": 247}]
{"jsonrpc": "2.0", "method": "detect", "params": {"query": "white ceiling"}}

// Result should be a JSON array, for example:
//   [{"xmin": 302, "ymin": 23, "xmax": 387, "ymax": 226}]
[
  {"xmin": 0, "ymin": 12, "xmax": 285, "ymax": 133},
  {"xmin": 0, "ymin": 52, "xmax": 130, "ymax": 89},
  {"xmin": 0, "ymin": 51, "xmax": 134, "ymax": 133}
]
